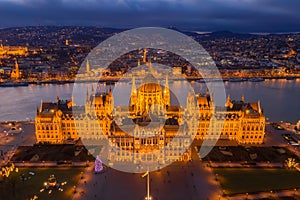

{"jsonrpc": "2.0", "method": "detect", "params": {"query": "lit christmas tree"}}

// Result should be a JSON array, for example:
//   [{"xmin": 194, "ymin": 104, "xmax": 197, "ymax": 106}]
[{"xmin": 94, "ymin": 156, "xmax": 103, "ymax": 173}]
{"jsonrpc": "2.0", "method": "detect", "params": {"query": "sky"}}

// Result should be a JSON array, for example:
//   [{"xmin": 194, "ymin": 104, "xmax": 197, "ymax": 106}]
[{"xmin": 0, "ymin": 0, "xmax": 299, "ymax": 32}]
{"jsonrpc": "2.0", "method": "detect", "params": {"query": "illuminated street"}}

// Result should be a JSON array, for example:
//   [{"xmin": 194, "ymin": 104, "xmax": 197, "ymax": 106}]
[
  {"xmin": 72, "ymin": 151, "xmax": 221, "ymax": 200},
  {"xmin": 0, "ymin": 122, "xmax": 36, "ymax": 166}
]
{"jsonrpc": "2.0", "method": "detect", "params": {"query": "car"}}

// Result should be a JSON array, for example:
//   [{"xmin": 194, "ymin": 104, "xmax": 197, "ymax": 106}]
[
  {"xmin": 289, "ymin": 141, "xmax": 300, "ymax": 146},
  {"xmin": 29, "ymin": 172, "xmax": 35, "ymax": 176},
  {"xmin": 7, "ymin": 127, "xmax": 22, "ymax": 135}
]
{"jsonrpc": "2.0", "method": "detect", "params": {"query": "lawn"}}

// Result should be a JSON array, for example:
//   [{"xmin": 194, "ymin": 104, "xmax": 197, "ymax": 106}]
[
  {"xmin": 202, "ymin": 146, "xmax": 298, "ymax": 163},
  {"xmin": 11, "ymin": 144, "xmax": 95, "ymax": 162},
  {"xmin": 214, "ymin": 168, "xmax": 300, "ymax": 195},
  {"xmin": 0, "ymin": 167, "xmax": 84, "ymax": 200}
]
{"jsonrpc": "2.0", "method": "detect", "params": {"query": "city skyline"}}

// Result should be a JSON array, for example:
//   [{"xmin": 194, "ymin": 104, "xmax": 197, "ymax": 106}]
[{"xmin": 0, "ymin": 0, "xmax": 299, "ymax": 33}]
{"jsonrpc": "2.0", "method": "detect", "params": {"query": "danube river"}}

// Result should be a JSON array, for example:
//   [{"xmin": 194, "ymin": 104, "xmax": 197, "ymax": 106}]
[{"xmin": 0, "ymin": 79, "xmax": 299, "ymax": 123}]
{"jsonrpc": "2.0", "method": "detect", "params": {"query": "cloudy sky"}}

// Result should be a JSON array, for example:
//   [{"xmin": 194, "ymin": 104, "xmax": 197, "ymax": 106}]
[{"xmin": 0, "ymin": 0, "xmax": 299, "ymax": 32}]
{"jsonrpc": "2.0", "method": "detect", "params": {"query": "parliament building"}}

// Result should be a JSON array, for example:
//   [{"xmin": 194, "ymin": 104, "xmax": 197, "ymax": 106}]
[{"xmin": 35, "ymin": 72, "xmax": 265, "ymax": 163}]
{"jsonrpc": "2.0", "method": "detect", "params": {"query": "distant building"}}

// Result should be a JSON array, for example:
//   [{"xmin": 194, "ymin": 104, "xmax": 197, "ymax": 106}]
[
  {"xmin": 11, "ymin": 60, "xmax": 21, "ymax": 79},
  {"xmin": 0, "ymin": 45, "xmax": 28, "ymax": 57},
  {"xmin": 76, "ymin": 59, "xmax": 106, "ymax": 79},
  {"xmin": 172, "ymin": 67, "xmax": 182, "ymax": 76},
  {"xmin": 0, "ymin": 67, "xmax": 12, "ymax": 75}
]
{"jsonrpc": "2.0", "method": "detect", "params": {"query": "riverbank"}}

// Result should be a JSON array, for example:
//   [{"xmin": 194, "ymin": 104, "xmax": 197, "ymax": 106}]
[
  {"xmin": 1, "ymin": 75, "xmax": 300, "ymax": 87},
  {"xmin": 0, "ymin": 80, "xmax": 299, "ymax": 122}
]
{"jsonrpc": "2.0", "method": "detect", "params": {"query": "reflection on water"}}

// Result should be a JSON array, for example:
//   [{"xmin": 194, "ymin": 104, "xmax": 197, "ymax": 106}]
[{"xmin": 0, "ymin": 79, "xmax": 299, "ymax": 123}]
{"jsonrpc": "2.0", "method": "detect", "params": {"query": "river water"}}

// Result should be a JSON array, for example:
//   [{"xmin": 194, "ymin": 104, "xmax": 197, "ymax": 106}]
[{"xmin": 0, "ymin": 79, "xmax": 299, "ymax": 123}]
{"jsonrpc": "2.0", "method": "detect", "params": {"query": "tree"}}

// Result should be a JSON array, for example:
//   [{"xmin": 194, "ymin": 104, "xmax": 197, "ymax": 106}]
[{"xmin": 285, "ymin": 158, "xmax": 299, "ymax": 169}]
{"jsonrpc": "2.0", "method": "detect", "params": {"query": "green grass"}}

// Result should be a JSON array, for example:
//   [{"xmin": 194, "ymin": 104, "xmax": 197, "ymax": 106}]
[
  {"xmin": 202, "ymin": 146, "xmax": 298, "ymax": 163},
  {"xmin": 0, "ymin": 167, "xmax": 84, "ymax": 200},
  {"xmin": 214, "ymin": 168, "xmax": 300, "ymax": 195}
]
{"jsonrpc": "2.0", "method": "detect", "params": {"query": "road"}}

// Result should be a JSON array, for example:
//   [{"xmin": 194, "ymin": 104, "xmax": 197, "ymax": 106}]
[
  {"xmin": 264, "ymin": 123, "xmax": 300, "ymax": 159},
  {"xmin": 0, "ymin": 122, "xmax": 36, "ymax": 166}
]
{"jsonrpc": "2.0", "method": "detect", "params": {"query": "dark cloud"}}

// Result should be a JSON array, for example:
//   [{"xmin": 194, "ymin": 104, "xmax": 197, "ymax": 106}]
[{"xmin": 0, "ymin": 0, "xmax": 299, "ymax": 32}]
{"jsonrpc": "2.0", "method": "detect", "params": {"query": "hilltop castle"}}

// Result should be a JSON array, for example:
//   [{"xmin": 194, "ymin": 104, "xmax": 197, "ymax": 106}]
[{"xmin": 0, "ymin": 45, "xmax": 28, "ymax": 57}]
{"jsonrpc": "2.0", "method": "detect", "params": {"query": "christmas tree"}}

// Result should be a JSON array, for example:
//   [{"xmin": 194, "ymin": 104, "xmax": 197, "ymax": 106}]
[{"xmin": 94, "ymin": 156, "xmax": 103, "ymax": 173}]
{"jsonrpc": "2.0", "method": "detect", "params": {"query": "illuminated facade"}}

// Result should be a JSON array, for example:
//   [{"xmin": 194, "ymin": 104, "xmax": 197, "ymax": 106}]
[
  {"xmin": 35, "ymin": 76, "xmax": 265, "ymax": 162},
  {"xmin": 11, "ymin": 60, "xmax": 21, "ymax": 79},
  {"xmin": 0, "ymin": 45, "xmax": 28, "ymax": 57}
]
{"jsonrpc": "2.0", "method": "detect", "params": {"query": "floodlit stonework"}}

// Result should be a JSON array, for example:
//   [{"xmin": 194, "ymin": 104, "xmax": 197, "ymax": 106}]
[
  {"xmin": 0, "ymin": 45, "xmax": 28, "ymax": 57},
  {"xmin": 35, "ymin": 75, "xmax": 265, "ymax": 163}
]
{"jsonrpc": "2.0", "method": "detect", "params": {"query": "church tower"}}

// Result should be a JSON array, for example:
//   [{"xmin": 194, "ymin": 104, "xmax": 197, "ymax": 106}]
[
  {"xmin": 86, "ymin": 59, "xmax": 90, "ymax": 73},
  {"xmin": 11, "ymin": 59, "xmax": 20, "ymax": 79}
]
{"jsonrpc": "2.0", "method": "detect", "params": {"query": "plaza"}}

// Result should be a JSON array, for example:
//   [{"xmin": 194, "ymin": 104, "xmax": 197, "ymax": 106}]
[{"xmin": 0, "ymin": 118, "xmax": 299, "ymax": 199}]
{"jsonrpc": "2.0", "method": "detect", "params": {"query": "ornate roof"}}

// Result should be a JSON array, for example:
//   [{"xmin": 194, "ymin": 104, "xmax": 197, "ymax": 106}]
[{"xmin": 138, "ymin": 74, "xmax": 162, "ymax": 93}]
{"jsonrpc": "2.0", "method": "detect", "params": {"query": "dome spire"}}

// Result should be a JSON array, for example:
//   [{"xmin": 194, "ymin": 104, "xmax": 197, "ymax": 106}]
[
  {"xmin": 131, "ymin": 76, "xmax": 137, "ymax": 94},
  {"xmin": 143, "ymin": 48, "xmax": 147, "ymax": 63}
]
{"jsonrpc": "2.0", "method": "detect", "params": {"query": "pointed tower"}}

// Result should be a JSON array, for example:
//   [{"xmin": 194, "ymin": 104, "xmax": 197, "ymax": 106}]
[
  {"xmin": 164, "ymin": 76, "xmax": 170, "ymax": 107},
  {"xmin": 225, "ymin": 94, "xmax": 232, "ymax": 108},
  {"xmin": 85, "ymin": 87, "xmax": 91, "ymax": 114},
  {"xmin": 86, "ymin": 59, "xmax": 90, "ymax": 73},
  {"xmin": 143, "ymin": 48, "xmax": 147, "ymax": 63},
  {"xmin": 258, "ymin": 100, "xmax": 262, "ymax": 114},
  {"xmin": 205, "ymin": 88, "xmax": 209, "ymax": 96},
  {"xmin": 39, "ymin": 99, "xmax": 43, "ymax": 113},
  {"xmin": 146, "ymin": 58, "xmax": 156, "ymax": 77},
  {"xmin": 11, "ymin": 59, "xmax": 20, "ymax": 79},
  {"xmin": 105, "ymin": 85, "xmax": 108, "ymax": 95},
  {"xmin": 86, "ymin": 87, "xmax": 90, "ymax": 103},
  {"xmin": 225, "ymin": 94, "xmax": 230, "ymax": 106},
  {"xmin": 241, "ymin": 95, "xmax": 245, "ymax": 102},
  {"xmin": 68, "ymin": 95, "xmax": 75, "ymax": 108},
  {"xmin": 91, "ymin": 85, "xmax": 95, "ymax": 96},
  {"xmin": 109, "ymin": 85, "xmax": 114, "ymax": 113},
  {"xmin": 130, "ymin": 76, "xmax": 137, "ymax": 107},
  {"xmin": 96, "ymin": 84, "xmax": 102, "ymax": 94},
  {"xmin": 90, "ymin": 85, "xmax": 95, "ymax": 110},
  {"xmin": 186, "ymin": 90, "xmax": 196, "ymax": 115}
]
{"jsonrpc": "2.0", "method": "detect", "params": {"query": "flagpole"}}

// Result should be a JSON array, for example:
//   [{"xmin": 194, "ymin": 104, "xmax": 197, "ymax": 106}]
[
  {"xmin": 142, "ymin": 170, "xmax": 151, "ymax": 200},
  {"xmin": 147, "ymin": 171, "xmax": 150, "ymax": 200}
]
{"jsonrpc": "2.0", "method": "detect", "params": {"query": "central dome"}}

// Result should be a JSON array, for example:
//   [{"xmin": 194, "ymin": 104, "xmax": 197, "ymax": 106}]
[{"xmin": 138, "ymin": 74, "xmax": 162, "ymax": 93}]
